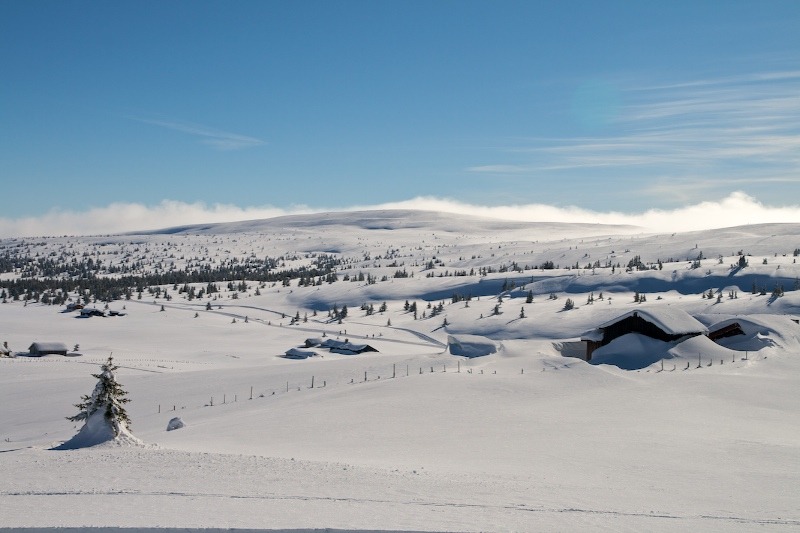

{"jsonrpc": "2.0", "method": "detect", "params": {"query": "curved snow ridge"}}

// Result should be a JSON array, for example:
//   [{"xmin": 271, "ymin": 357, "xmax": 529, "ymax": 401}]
[{"xmin": 389, "ymin": 327, "xmax": 446, "ymax": 348}]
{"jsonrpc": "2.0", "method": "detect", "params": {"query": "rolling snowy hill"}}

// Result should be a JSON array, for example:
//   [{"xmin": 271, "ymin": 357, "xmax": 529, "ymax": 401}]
[{"xmin": 1, "ymin": 210, "xmax": 798, "ymax": 532}]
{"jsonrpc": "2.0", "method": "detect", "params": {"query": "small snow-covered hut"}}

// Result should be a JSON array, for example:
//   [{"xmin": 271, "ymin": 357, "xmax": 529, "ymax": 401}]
[
  {"xmin": 283, "ymin": 348, "xmax": 318, "ymax": 359},
  {"xmin": 581, "ymin": 308, "xmax": 707, "ymax": 361},
  {"xmin": 304, "ymin": 338, "xmax": 325, "ymax": 348},
  {"xmin": 319, "ymin": 339, "xmax": 378, "ymax": 355},
  {"xmin": 28, "ymin": 342, "xmax": 69, "ymax": 356}
]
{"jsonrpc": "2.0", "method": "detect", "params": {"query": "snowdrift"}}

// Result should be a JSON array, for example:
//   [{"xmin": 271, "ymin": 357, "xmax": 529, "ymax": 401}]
[
  {"xmin": 589, "ymin": 333, "xmax": 678, "ymax": 370},
  {"xmin": 447, "ymin": 334, "xmax": 498, "ymax": 358},
  {"xmin": 55, "ymin": 410, "xmax": 144, "ymax": 450}
]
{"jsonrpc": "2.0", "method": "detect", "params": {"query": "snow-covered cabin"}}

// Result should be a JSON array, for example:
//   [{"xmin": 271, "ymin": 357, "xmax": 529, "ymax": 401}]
[
  {"xmin": 28, "ymin": 342, "xmax": 68, "ymax": 356},
  {"xmin": 319, "ymin": 339, "xmax": 378, "ymax": 355},
  {"xmin": 581, "ymin": 308, "xmax": 708, "ymax": 361},
  {"xmin": 283, "ymin": 348, "xmax": 318, "ymax": 359},
  {"xmin": 303, "ymin": 338, "xmax": 326, "ymax": 348}
]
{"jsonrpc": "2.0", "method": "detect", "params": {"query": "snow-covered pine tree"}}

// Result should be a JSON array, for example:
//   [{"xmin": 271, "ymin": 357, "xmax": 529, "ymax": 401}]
[{"xmin": 67, "ymin": 356, "xmax": 132, "ymax": 439}]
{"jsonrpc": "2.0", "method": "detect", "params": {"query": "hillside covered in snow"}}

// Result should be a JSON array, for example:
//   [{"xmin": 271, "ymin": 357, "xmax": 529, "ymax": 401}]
[{"xmin": 1, "ymin": 210, "xmax": 798, "ymax": 532}]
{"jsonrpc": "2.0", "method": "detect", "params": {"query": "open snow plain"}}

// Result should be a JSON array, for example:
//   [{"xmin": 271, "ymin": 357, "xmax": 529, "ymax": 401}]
[{"xmin": 1, "ymin": 210, "xmax": 799, "ymax": 532}]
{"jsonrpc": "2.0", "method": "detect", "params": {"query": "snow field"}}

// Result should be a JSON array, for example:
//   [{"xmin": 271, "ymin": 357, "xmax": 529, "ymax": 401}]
[{"xmin": 1, "ymin": 213, "xmax": 799, "ymax": 531}]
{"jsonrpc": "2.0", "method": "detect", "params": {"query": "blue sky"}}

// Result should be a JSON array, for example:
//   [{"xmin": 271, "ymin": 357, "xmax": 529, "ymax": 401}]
[{"xmin": 2, "ymin": 1, "xmax": 800, "ymax": 234}]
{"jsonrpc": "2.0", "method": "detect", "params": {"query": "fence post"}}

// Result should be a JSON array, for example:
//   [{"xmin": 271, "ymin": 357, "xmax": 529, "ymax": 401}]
[
  {"xmin": 158, "ymin": 404, "xmax": 161, "ymax": 414},
  {"xmin": 393, "ymin": 364, "xmax": 396, "ymax": 378},
  {"xmin": 311, "ymin": 375, "xmax": 315, "ymax": 388},
  {"xmin": 250, "ymin": 386, "xmax": 253, "ymax": 400}
]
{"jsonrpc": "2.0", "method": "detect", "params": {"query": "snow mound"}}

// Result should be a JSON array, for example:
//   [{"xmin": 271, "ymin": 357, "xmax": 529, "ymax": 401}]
[
  {"xmin": 447, "ymin": 334, "xmax": 497, "ymax": 358},
  {"xmin": 667, "ymin": 334, "xmax": 735, "ymax": 361},
  {"xmin": 167, "ymin": 417, "xmax": 186, "ymax": 431},
  {"xmin": 55, "ymin": 410, "xmax": 144, "ymax": 450},
  {"xmin": 589, "ymin": 333, "xmax": 675, "ymax": 370}
]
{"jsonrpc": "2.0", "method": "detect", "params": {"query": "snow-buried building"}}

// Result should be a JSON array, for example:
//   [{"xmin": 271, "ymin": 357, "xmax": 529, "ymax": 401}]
[
  {"xmin": 581, "ymin": 308, "xmax": 708, "ymax": 361},
  {"xmin": 303, "ymin": 338, "xmax": 378, "ymax": 355},
  {"xmin": 28, "ymin": 342, "xmax": 68, "ymax": 356}
]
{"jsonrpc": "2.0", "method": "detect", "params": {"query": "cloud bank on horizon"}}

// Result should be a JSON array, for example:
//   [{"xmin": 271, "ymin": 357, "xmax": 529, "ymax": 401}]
[{"xmin": 0, "ymin": 192, "xmax": 796, "ymax": 238}]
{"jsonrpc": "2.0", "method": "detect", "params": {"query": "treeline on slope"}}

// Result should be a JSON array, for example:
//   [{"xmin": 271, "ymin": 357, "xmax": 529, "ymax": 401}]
[{"xmin": 0, "ymin": 254, "xmax": 342, "ymax": 304}]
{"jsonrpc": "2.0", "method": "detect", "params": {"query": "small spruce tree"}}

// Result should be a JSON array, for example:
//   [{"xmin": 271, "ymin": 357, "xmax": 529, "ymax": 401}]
[{"xmin": 67, "ymin": 356, "xmax": 132, "ymax": 439}]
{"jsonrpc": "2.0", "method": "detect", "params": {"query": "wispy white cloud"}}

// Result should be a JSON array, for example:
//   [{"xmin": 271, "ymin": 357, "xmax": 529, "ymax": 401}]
[
  {"xmin": 466, "ymin": 164, "xmax": 535, "ymax": 173},
  {"xmin": 0, "ymin": 201, "xmax": 306, "ymax": 238},
  {"xmin": 1, "ymin": 192, "xmax": 799, "ymax": 237},
  {"xmin": 131, "ymin": 117, "xmax": 265, "ymax": 151},
  {"xmin": 467, "ymin": 69, "xmax": 800, "ymax": 203}
]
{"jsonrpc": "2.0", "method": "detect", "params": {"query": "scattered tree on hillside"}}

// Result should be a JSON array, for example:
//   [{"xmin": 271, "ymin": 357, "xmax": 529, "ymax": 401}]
[
  {"xmin": 67, "ymin": 356, "xmax": 132, "ymax": 438},
  {"xmin": 563, "ymin": 298, "xmax": 574, "ymax": 310}
]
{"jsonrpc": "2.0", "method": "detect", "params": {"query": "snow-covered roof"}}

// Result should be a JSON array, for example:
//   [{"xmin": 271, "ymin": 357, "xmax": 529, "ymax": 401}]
[
  {"xmin": 580, "ymin": 329, "xmax": 604, "ymax": 342},
  {"xmin": 595, "ymin": 307, "xmax": 708, "ymax": 336},
  {"xmin": 318, "ymin": 339, "xmax": 377, "ymax": 353},
  {"xmin": 284, "ymin": 348, "xmax": 317, "ymax": 359},
  {"xmin": 304, "ymin": 338, "xmax": 325, "ymax": 347},
  {"xmin": 29, "ymin": 342, "xmax": 68, "ymax": 351}
]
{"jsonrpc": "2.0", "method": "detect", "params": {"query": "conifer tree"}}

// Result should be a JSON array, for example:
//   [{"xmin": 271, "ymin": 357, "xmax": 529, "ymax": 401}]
[{"xmin": 68, "ymin": 356, "xmax": 131, "ymax": 437}]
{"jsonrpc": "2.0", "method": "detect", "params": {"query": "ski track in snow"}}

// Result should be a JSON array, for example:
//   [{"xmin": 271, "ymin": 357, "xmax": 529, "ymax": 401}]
[{"xmin": 2, "ymin": 488, "xmax": 797, "ymax": 527}]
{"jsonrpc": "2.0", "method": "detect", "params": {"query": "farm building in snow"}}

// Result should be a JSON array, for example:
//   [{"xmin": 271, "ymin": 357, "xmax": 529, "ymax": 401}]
[
  {"xmin": 581, "ymin": 308, "xmax": 708, "ymax": 361},
  {"xmin": 303, "ymin": 338, "xmax": 378, "ymax": 355},
  {"xmin": 283, "ymin": 348, "xmax": 318, "ymax": 359},
  {"xmin": 28, "ymin": 342, "xmax": 69, "ymax": 356},
  {"xmin": 708, "ymin": 321, "xmax": 745, "ymax": 341}
]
